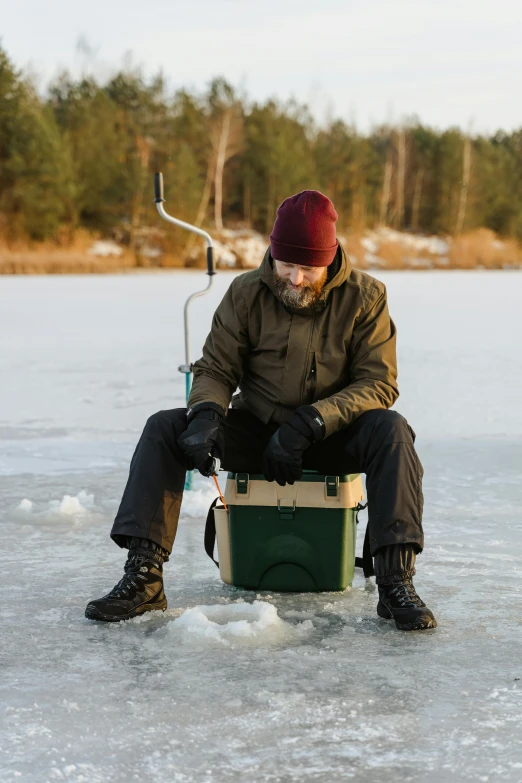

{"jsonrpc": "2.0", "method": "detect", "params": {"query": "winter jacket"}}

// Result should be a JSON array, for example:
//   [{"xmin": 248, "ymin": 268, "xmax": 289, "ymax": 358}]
[{"xmin": 187, "ymin": 245, "xmax": 398, "ymax": 437}]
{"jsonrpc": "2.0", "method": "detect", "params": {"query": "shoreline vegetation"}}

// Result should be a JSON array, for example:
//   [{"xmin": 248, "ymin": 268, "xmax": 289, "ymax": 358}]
[
  {"xmin": 1, "ymin": 226, "xmax": 521, "ymax": 274},
  {"xmin": 2, "ymin": 45, "xmax": 522, "ymax": 274}
]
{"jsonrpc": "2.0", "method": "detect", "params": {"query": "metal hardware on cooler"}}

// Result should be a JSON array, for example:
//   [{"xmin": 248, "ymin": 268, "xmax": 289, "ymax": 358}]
[
  {"xmin": 325, "ymin": 475, "xmax": 339, "ymax": 498},
  {"xmin": 235, "ymin": 473, "xmax": 249, "ymax": 496},
  {"xmin": 278, "ymin": 499, "xmax": 296, "ymax": 520}
]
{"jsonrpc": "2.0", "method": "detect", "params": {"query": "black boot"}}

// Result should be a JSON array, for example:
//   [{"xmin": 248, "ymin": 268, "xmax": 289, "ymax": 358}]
[
  {"xmin": 85, "ymin": 538, "xmax": 169, "ymax": 622},
  {"xmin": 374, "ymin": 544, "xmax": 437, "ymax": 631}
]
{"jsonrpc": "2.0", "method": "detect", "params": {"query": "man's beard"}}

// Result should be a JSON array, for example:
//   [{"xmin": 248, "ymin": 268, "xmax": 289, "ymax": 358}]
[{"xmin": 273, "ymin": 267, "xmax": 328, "ymax": 309}]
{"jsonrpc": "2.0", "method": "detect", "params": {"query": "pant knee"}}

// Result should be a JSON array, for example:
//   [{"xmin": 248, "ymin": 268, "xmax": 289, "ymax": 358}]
[
  {"xmin": 371, "ymin": 410, "xmax": 415, "ymax": 443},
  {"xmin": 144, "ymin": 408, "xmax": 187, "ymax": 440}
]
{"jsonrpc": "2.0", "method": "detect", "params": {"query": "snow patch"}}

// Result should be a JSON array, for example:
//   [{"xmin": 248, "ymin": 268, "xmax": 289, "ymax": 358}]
[
  {"xmin": 167, "ymin": 600, "xmax": 312, "ymax": 647},
  {"xmin": 49, "ymin": 490, "xmax": 95, "ymax": 516},
  {"xmin": 210, "ymin": 240, "xmax": 237, "ymax": 267},
  {"xmin": 221, "ymin": 229, "xmax": 268, "ymax": 268},
  {"xmin": 360, "ymin": 236, "xmax": 379, "ymax": 255},
  {"xmin": 17, "ymin": 498, "xmax": 33, "ymax": 512},
  {"xmin": 362, "ymin": 227, "xmax": 451, "ymax": 268},
  {"xmin": 87, "ymin": 240, "xmax": 123, "ymax": 257},
  {"xmin": 15, "ymin": 490, "xmax": 100, "ymax": 523},
  {"xmin": 377, "ymin": 227, "xmax": 450, "ymax": 255},
  {"xmin": 179, "ymin": 478, "xmax": 220, "ymax": 519}
]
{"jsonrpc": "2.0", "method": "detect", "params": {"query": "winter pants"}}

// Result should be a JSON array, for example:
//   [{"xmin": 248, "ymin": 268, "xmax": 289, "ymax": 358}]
[{"xmin": 110, "ymin": 407, "xmax": 425, "ymax": 557}]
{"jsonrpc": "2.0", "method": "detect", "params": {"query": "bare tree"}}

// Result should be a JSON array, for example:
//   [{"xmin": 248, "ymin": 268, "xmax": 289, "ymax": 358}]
[
  {"xmin": 455, "ymin": 136, "xmax": 471, "ymax": 235},
  {"xmin": 243, "ymin": 167, "xmax": 251, "ymax": 228},
  {"xmin": 182, "ymin": 79, "xmax": 242, "ymax": 262},
  {"xmin": 395, "ymin": 127, "xmax": 406, "ymax": 230},
  {"xmin": 411, "ymin": 168, "xmax": 424, "ymax": 232},
  {"xmin": 379, "ymin": 152, "xmax": 393, "ymax": 228},
  {"xmin": 210, "ymin": 105, "xmax": 243, "ymax": 231},
  {"xmin": 181, "ymin": 157, "xmax": 215, "ymax": 264},
  {"xmin": 193, "ymin": 157, "xmax": 215, "ymax": 228},
  {"xmin": 130, "ymin": 134, "xmax": 151, "ymax": 261}
]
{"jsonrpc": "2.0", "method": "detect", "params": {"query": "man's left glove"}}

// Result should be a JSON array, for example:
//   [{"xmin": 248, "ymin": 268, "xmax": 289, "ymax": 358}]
[
  {"xmin": 262, "ymin": 405, "xmax": 325, "ymax": 486},
  {"xmin": 178, "ymin": 402, "xmax": 225, "ymax": 477}
]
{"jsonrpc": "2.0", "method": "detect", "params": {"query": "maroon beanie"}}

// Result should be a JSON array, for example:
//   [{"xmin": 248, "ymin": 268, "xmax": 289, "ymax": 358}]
[{"xmin": 270, "ymin": 190, "xmax": 338, "ymax": 267}]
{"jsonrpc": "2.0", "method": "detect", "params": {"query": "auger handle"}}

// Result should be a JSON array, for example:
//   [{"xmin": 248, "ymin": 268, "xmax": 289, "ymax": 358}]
[{"xmin": 154, "ymin": 172, "xmax": 165, "ymax": 203}]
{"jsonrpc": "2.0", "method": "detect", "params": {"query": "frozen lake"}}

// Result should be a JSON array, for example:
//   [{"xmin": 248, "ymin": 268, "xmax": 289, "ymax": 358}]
[{"xmin": 1, "ymin": 270, "xmax": 521, "ymax": 782}]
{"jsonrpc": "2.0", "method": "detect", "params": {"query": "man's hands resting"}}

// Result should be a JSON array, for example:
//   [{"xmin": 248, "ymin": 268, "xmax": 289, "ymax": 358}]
[
  {"xmin": 178, "ymin": 402, "xmax": 225, "ymax": 477},
  {"xmin": 179, "ymin": 402, "xmax": 325, "ymax": 484},
  {"xmin": 262, "ymin": 406, "xmax": 325, "ymax": 486}
]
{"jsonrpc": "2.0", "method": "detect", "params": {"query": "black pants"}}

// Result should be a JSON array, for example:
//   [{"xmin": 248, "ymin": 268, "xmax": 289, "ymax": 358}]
[{"xmin": 111, "ymin": 407, "xmax": 424, "ymax": 557}]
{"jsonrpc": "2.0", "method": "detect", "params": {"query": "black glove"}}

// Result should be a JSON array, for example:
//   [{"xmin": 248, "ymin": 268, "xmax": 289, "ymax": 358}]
[
  {"xmin": 262, "ymin": 406, "xmax": 325, "ymax": 486},
  {"xmin": 178, "ymin": 402, "xmax": 225, "ymax": 477}
]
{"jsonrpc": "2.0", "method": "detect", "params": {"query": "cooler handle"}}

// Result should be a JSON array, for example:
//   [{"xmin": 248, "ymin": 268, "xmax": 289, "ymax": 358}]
[{"xmin": 204, "ymin": 496, "xmax": 221, "ymax": 567}]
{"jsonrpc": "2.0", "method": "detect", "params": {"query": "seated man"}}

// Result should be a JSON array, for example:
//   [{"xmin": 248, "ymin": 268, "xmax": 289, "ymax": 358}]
[{"xmin": 86, "ymin": 190, "xmax": 437, "ymax": 631}]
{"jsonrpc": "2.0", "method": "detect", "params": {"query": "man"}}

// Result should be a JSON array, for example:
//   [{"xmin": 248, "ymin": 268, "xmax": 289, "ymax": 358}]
[{"xmin": 85, "ymin": 190, "xmax": 437, "ymax": 632}]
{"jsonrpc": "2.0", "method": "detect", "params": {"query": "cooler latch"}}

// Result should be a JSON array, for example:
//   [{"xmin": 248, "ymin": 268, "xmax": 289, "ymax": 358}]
[
  {"xmin": 325, "ymin": 475, "xmax": 339, "ymax": 498},
  {"xmin": 236, "ymin": 473, "xmax": 249, "ymax": 496},
  {"xmin": 278, "ymin": 499, "xmax": 296, "ymax": 520}
]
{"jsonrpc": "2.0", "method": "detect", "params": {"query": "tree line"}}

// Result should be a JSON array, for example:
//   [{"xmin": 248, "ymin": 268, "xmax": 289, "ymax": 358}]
[{"xmin": 2, "ymin": 44, "xmax": 522, "ymax": 258}]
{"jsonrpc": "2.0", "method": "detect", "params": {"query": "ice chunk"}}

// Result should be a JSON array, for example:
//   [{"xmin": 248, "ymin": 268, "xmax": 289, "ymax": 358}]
[
  {"xmin": 167, "ymin": 600, "xmax": 312, "ymax": 648},
  {"xmin": 17, "ymin": 499, "xmax": 33, "ymax": 512},
  {"xmin": 50, "ymin": 490, "xmax": 94, "ymax": 516},
  {"xmin": 180, "ymin": 486, "xmax": 219, "ymax": 519},
  {"xmin": 58, "ymin": 495, "xmax": 86, "ymax": 514}
]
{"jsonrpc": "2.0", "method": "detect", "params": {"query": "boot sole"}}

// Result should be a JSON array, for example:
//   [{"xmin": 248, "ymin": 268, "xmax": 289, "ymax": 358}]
[
  {"xmin": 395, "ymin": 616, "xmax": 437, "ymax": 631},
  {"xmin": 377, "ymin": 600, "xmax": 437, "ymax": 631},
  {"xmin": 85, "ymin": 597, "xmax": 168, "ymax": 623}
]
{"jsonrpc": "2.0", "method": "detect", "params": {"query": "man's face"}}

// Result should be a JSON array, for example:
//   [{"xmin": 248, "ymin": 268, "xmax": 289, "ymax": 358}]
[{"xmin": 273, "ymin": 259, "xmax": 328, "ymax": 309}]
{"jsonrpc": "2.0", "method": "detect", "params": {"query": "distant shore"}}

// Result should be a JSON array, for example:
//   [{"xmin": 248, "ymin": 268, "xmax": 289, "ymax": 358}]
[{"xmin": 2, "ymin": 226, "xmax": 521, "ymax": 274}]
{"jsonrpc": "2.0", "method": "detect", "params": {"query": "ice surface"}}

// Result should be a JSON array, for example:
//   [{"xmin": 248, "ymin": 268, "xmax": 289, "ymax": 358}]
[{"xmin": 1, "ymin": 271, "xmax": 522, "ymax": 782}]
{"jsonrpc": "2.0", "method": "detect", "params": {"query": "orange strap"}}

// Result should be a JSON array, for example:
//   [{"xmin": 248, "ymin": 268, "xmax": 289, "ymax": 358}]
[{"xmin": 212, "ymin": 474, "xmax": 228, "ymax": 510}]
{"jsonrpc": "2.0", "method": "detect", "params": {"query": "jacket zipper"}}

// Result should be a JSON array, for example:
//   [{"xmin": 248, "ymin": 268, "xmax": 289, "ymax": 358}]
[
  {"xmin": 300, "ymin": 316, "xmax": 316, "ymax": 404},
  {"xmin": 307, "ymin": 354, "xmax": 317, "ymax": 401}
]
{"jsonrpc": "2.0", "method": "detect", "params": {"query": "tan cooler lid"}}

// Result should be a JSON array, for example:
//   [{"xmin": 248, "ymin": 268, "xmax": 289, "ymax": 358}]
[{"xmin": 223, "ymin": 472, "xmax": 364, "ymax": 509}]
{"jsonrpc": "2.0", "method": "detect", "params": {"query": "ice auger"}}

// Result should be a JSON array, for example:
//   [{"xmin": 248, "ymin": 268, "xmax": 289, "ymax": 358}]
[{"xmin": 153, "ymin": 172, "xmax": 216, "ymax": 489}]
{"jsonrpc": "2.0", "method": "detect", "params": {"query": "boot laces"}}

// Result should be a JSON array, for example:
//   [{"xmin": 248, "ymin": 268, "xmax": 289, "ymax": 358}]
[
  {"xmin": 389, "ymin": 581, "xmax": 424, "ymax": 608},
  {"xmin": 105, "ymin": 555, "xmax": 150, "ymax": 599}
]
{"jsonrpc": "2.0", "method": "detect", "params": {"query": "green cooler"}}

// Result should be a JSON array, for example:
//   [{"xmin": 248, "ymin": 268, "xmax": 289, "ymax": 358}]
[{"xmin": 210, "ymin": 471, "xmax": 365, "ymax": 592}]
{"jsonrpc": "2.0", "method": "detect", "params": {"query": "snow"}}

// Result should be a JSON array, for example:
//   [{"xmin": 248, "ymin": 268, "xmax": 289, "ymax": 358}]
[
  {"xmin": 53, "ymin": 490, "xmax": 95, "ymax": 515},
  {"xmin": 223, "ymin": 229, "xmax": 269, "ymax": 268},
  {"xmin": 167, "ymin": 600, "xmax": 313, "ymax": 647},
  {"xmin": 178, "ymin": 484, "xmax": 222, "ymax": 518},
  {"xmin": 213, "ymin": 228, "xmax": 269, "ymax": 268},
  {"xmin": 362, "ymin": 228, "xmax": 452, "ymax": 268},
  {"xmin": 15, "ymin": 490, "xmax": 100, "ymax": 523},
  {"xmin": 188, "ymin": 229, "xmax": 268, "ymax": 269},
  {"xmin": 87, "ymin": 240, "xmax": 123, "ymax": 257},
  {"xmin": 377, "ymin": 227, "xmax": 451, "ymax": 255},
  {"xmin": 206, "ymin": 239, "xmax": 237, "ymax": 268},
  {"xmin": 1, "ymin": 270, "xmax": 522, "ymax": 782}
]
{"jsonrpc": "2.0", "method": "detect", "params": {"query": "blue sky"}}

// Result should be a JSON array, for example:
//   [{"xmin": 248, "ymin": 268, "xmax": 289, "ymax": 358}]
[{"xmin": 2, "ymin": 0, "xmax": 521, "ymax": 133}]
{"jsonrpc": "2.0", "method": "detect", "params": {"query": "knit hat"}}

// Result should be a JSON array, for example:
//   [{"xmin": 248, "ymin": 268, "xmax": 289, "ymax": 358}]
[{"xmin": 270, "ymin": 190, "xmax": 338, "ymax": 267}]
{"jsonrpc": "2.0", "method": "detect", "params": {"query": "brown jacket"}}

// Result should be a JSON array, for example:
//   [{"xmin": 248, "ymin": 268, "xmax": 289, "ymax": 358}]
[{"xmin": 187, "ymin": 246, "xmax": 399, "ymax": 437}]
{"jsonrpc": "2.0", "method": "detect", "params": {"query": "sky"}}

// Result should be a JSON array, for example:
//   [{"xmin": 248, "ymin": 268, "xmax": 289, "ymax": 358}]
[{"xmin": 2, "ymin": 0, "xmax": 522, "ymax": 133}]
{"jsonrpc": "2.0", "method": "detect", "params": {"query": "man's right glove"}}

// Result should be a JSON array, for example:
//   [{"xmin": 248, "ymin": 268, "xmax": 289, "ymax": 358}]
[
  {"xmin": 178, "ymin": 402, "xmax": 225, "ymax": 477},
  {"xmin": 262, "ymin": 405, "xmax": 325, "ymax": 486}
]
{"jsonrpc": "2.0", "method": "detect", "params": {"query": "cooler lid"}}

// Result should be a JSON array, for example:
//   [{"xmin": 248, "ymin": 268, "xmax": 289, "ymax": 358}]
[{"xmin": 223, "ymin": 470, "xmax": 364, "ymax": 509}]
